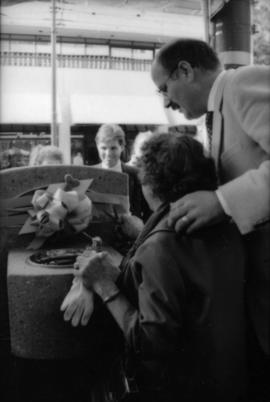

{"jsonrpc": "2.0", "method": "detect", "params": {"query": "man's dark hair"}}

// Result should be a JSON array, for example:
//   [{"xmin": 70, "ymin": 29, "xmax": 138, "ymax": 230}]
[
  {"xmin": 156, "ymin": 38, "xmax": 221, "ymax": 73},
  {"xmin": 139, "ymin": 133, "xmax": 217, "ymax": 203}
]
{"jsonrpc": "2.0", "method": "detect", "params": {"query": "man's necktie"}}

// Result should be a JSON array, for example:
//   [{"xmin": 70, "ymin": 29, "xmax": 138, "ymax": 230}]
[{"xmin": 205, "ymin": 111, "xmax": 214, "ymax": 153}]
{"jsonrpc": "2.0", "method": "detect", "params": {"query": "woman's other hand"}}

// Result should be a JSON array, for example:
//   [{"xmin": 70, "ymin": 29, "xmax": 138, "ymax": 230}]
[
  {"xmin": 74, "ymin": 251, "xmax": 120, "ymax": 294},
  {"xmin": 60, "ymin": 277, "xmax": 94, "ymax": 326}
]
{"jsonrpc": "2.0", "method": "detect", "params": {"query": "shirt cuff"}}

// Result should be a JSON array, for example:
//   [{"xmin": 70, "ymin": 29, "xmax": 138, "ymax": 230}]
[{"xmin": 215, "ymin": 189, "xmax": 232, "ymax": 217}]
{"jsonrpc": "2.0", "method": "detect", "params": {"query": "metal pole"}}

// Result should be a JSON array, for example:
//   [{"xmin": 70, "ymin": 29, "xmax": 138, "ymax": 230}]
[
  {"xmin": 211, "ymin": 0, "xmax": 251, "ymax": 69},
  {"xmin": 51, "ymin": 0, "xmax": 58, "ymax": 146},
  {"xmin": 201, "ymin": 0, "xmax": 210, "ymax": 44}
]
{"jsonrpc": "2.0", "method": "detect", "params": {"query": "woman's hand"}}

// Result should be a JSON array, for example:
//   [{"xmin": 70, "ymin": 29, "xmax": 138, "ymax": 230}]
[{"xmin": 74, "ymin": 251, "xmax": 120, "ymax": 296}]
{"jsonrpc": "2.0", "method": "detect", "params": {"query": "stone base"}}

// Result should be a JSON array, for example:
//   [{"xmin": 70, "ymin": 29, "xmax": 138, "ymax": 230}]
[{"xmin": 7, "ymin": 247, "xmax": 122, "ymax": 359}]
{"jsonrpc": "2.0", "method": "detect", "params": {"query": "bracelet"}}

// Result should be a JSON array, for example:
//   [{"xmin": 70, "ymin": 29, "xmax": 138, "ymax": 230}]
[{"xmin": 103, "ymin": 289, "xmax": 121, "ymax": 304}]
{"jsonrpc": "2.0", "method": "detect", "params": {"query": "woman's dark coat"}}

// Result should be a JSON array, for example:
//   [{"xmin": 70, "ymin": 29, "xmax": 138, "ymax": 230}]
[{"xmin": 117, "ymin": 204, "xmax": 246, "ymax": 402}]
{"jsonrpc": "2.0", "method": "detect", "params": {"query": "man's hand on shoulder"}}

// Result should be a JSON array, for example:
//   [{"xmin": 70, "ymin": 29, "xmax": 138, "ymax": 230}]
[{"xmin": 168, "ymin": 191, "xmax": 227, "ymax": 234}]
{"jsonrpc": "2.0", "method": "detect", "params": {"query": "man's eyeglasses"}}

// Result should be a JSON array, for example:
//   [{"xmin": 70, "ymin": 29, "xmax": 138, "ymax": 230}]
[{"xmin": 157, "ymin": 64, "xmax": 178, "ymax": 95}]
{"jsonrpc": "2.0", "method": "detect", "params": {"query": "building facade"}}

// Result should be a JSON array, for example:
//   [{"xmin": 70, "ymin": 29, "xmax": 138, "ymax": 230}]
[{"xmin": 0, "ymin": 1, "xmax": 204, "ymax": 167}]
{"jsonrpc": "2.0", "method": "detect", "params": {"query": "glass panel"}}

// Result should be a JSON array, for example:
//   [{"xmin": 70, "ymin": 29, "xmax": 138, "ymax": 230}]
[
  {"xmin": 71, "ymin": 137, "xmax": 85, "ymax": 165},
  {"xmin": 85, "ymin": 44, "xmax": 109, "ymax": 56},
  {"xmin": 36, "ymin": 41, "xmax": 51, "ymax": 53},
  {"xmin": 1, "ymin": 40, "xmax": 11, "ymax": 52},
  {"xmin": 111, "ymin": 47, "xmax": 132, "ymax": 58},
  {"xmin": 60, "ymin": 42, "xmax": 85, "ymax": 55},
  {"xmin": 132, "ymin": 49, "xmax": 153, "ymax": 60},
  {"xmin": 10, "ymin": 40, "xmax": 35, "ymax": 52}
]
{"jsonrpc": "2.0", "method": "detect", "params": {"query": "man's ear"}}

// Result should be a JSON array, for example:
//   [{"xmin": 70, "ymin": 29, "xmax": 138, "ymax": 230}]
[{"xmin": 177, "ymin": 61, "xmax": 194, "ymax": 82}]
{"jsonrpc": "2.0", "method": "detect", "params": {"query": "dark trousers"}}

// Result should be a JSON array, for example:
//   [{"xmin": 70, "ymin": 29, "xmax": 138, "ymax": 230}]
[
  {"xmin": 243, "ymin": 224, "xmax": 270, "ymax": 401},
  {"xmin": 247, "ymin": 323, "xmax": 270, "ymax": 402}
]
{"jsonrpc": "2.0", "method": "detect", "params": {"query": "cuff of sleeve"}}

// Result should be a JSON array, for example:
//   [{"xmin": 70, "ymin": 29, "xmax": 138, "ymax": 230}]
[
  {"xmin": 215, "ymin": 189, "xmax": 232, "ymax": 217},
  {"xmin": 102, "ymin": 289, "xmax": 121, "ymax": 304}
]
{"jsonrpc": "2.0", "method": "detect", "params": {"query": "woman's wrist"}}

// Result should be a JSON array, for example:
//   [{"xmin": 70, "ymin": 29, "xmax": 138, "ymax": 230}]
[
  {"xmin": 102, "ymin": 289, "xmax": 121, "ymax": 304},
  {"xmin": 93, "ymin": 281, "xmax": 119, "ymax": 302}
]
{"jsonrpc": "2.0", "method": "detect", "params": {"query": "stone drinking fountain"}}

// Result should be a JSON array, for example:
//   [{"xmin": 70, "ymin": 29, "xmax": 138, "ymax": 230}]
[{"xmin": 0, "ymin": 165, "xmax": 128, "ymax": 401}]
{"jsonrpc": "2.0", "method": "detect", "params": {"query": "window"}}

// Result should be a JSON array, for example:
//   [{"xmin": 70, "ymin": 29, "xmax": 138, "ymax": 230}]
[
  {"xmin": 85, "ymin": 44, "xmax": 109, "ymax": 56},
  {"xmin": 10, "ymin": 40, "xmax": 35, "ymax": 53},
  {"xmin": 111, "ymin": 47, "xmax": 132, "ymax": 58}
]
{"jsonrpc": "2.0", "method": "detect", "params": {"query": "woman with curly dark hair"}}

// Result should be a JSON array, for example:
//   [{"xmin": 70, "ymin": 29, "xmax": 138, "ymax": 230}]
[{"xmin": 75, "ymin": 133, "xmax": 246, "ymax": 402}]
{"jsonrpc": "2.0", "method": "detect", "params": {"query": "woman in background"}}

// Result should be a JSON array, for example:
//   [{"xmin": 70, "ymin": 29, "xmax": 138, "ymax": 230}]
[
  {"xmin": 29, "ymin": 144, "xmax": 64, "ymax": 166},
  {"xmin": 127, "ymin": 130, "xmax": 153, "ymax": 168}
]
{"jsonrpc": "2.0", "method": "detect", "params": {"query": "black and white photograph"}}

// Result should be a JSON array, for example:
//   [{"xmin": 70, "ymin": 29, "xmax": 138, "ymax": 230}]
[{"xmin": 0, "ymin": 1, "xmax": 269, "ymax": 401}]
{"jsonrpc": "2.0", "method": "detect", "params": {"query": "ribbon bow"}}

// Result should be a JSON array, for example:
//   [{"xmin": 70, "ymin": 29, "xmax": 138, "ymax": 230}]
[{"xmin": 20, "ymin": 174, "xmax": 93, "ymax": 249}]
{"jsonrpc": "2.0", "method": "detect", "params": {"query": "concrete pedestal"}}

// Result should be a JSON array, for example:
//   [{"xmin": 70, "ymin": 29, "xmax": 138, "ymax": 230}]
[{"xmin": 7, "ymin": 247, "xmax": 122, "ymax": 360}]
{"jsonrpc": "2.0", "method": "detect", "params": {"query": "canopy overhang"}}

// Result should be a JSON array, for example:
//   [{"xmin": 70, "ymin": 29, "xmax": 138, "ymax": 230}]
[
  {"xmin": 71, "ymin": 94, "xmax": 168, "ymax": 125},
  {"xmin": 70, "ymin": 94, "xmax": 196, "ymax": 126},
  {"xmin": 0, "ymin": 93, "xmax": 61, "ymax": 124}
]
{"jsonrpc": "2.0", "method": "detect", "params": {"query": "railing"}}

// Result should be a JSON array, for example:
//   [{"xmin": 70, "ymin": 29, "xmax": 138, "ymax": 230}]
[{"xmin": 0, "ymin": 52, "xmax": 152, "ymax": 71}]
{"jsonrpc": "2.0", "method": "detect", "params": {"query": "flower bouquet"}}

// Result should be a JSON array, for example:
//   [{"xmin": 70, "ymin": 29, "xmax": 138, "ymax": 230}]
[{"xmin": 19, "ymin": 174, "xmax": 93, "ymax": 250}]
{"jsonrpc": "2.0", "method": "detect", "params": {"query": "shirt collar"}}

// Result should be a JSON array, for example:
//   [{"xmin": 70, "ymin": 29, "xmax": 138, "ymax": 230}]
[
  {"xmin": 101, "ymin": 159, "xmax": 122, "ymax": 172},
  {"xmin": 207, "ymin": 70, "xmax": 226, "ymax": 111}
]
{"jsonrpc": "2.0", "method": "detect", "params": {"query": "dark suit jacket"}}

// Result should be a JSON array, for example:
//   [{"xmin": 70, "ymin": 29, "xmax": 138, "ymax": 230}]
[
  {"xmin": 121, "ymin": 163, "xmax": 151, "ymax": 222},
  {"xmin": 117, "ymin": 204, "xmax": 247, "ymax": 402}
]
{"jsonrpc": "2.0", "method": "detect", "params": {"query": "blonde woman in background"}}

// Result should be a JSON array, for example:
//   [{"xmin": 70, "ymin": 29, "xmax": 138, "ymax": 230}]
[{"xmin": 29, "ymin": 144, "xmax": 64, "ymax": 166}]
